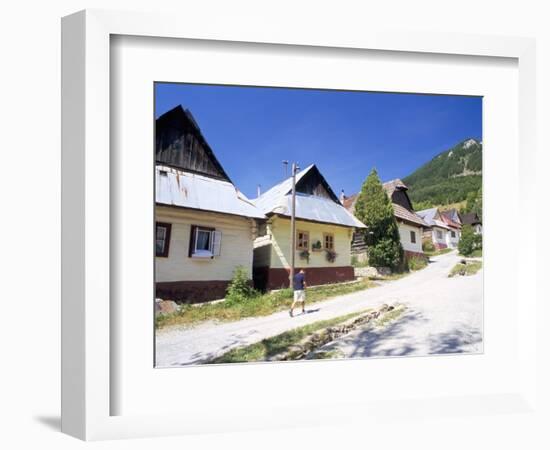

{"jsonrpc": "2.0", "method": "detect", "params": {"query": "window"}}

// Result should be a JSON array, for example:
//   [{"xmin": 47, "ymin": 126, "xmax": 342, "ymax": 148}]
[
  {"xmin": 156, "ymin": 222, "xmax": 172, "ymax": 257},
  {"xmin": 410, "ymin": 230, "xmax": 416, "ymax": 244},
  {"xmin": 451, "ymin": 231, "xmax": 456, "ymax": 238},
  {"xmin": 296, "ymin": 231, "xmax": 309, "ymax": 250},
  {"xmin": 189, "ymin": 225, "xmax": 222, "ymax": 258},
  {"xmin": 436, "ymin": 230, "xmax": 443, "ymax": 240},
  {"xmin": 323, "ymin": 233, "xmax": 334, "ymax": 250}
]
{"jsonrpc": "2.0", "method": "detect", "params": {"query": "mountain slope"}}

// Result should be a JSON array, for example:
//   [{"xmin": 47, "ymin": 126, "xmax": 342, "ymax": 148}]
[{"xmin": 403, "ymin": 138, "xmax": 482, "ymax": 207}]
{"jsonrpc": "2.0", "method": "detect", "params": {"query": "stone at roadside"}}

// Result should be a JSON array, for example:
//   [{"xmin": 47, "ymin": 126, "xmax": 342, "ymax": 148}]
[
  {"xmin": 156, "ymin": 300, "xmax": 178, "ymax": 315},
  {"xmin": 354, "ymin": 266, "xmax": 392, "ymax": 279}
]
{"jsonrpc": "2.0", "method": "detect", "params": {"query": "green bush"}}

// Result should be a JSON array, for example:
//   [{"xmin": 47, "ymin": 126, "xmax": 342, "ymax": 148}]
[
  {"xmin": 422, "ymin": 239, "xmax": 435, "ymax": 253},
  {"xmin": 458, "ymin": 224, "xmax": 480, "ymax": 256},
  {"xmin": 368, "ymin": 238, "xmax": 404, "ymax": 269},
  {"xmin": 407, "ymin": 255, "xmax": 428, "ymax": 271},
  {"xmin": 473, "ymin": 233, "xmax": 482, "ymax": 250},
  {"xmin": 225, "ymin": 266, "xmax": 257, "ymax": 304}
]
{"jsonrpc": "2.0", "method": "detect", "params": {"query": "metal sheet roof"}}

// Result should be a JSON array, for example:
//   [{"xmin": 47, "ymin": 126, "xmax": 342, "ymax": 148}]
[
  {"xmin": 156, "ymin": 165, "xmax": 265, "ymax": 219},
  {"xmin": 416, "ymin": 207, "xmax": 439, "ymax": 226},
  {"xmin": 253, "ymin": 165, "xmax": 366, "ymax": 228}
]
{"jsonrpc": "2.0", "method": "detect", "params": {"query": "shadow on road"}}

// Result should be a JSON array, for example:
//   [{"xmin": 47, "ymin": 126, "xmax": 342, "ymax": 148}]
[
  {"xmin": 428, "ymin": 327, "xmax": 483, "ymax": 354},
  {"xmin": 344, "ymin": 310, "xmax": 428, "ymax": 358}
]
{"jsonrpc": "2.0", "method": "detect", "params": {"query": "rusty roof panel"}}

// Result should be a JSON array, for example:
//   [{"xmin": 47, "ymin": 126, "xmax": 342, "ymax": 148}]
[{"xmin": 156, "ymin": 165, "xmax": 265, "ymax": 219}]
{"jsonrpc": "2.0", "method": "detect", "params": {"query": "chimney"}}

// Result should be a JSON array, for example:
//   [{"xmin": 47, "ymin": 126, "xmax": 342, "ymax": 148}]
[
  {"xmin": 340, "ymin": 189, "xmax": 345, "ymax": 204},
  {"xmin": 257, "ymin": 184, "xmax": 261, "ymax": 197}
]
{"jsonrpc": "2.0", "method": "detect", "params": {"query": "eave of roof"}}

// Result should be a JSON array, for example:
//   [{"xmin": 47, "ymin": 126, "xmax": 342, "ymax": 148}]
[
  {"xmin": 254, "ymin": 165, "xmax": 366, "ymax": 228},
  {"xmin": 392, "ymin": 203, "xmax": 428, "ymax": 228},
  {"xmin": 155, "ymin": 165, "xmax": 265, "ymax": 219}
]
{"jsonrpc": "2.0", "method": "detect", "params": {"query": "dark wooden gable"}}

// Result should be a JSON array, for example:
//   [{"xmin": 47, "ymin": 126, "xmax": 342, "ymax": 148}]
[
  {"xmin": 295, "ymin": 165, "xmax": 340, "ymax": 203},
  {"xmin": 391, "ymin": 188, "xmax": 414, "ymax": 211},
  {"xmin": 155, "ymin": 105, "xmax": 231, "ymax": 182}
]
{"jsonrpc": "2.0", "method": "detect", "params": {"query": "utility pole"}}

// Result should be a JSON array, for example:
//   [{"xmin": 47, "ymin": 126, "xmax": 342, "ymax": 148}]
[{"xmin": 289, "ymin": 162, "xmax": 298, "ymax": 288}]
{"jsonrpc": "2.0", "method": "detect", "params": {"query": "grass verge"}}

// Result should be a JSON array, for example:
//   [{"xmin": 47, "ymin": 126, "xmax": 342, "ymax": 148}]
[
  {"xmin": 156, "ymin": 279, "xmax": 375, "ymax": 330},
  {"xmin": 407, "ymin": 256, "xmax": 428, "ymax": 271},
  {"xmin": 459, "ymin": 249, "xmax": 482, "ymax": 258},
  {"xmin": 207, "ymin": 310, "xmax": 370, "ymax": 364},
  {"xmin": 448, "ymin": 260, "xmax": 482, "ymax": 278},
  {"xmin": 425, "ymin": 247, "xmax": 454, "ymax": 257}
]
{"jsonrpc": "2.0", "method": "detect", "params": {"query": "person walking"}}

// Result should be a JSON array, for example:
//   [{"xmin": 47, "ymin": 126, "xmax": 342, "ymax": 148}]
[{"xmin": 290, "ymin": 269, "xmax": 307, "ymax": 317}]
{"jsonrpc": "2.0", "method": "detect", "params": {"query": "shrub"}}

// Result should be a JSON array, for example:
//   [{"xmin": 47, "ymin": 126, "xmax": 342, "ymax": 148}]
[
  {"xmin": 407, "ymin": 255, "xmax": 428, "ymax": 271},
  {"xmin": 473, "ymin": 233, "xmax": 482, "ymax": 250},
  {"xmin": 458, "ymin": 224, "xmax": 477, "ymax": 256},
  {"xmin": 422, "ymin": 239, "xmax": 435, "ymax": 253},
  {"xmin": 368, "ymin": 238, "xmax": 404, "ymax": 269},
  {"xmin": 225, "ymin": 266, "xmax": 257, "ymax": 304}
]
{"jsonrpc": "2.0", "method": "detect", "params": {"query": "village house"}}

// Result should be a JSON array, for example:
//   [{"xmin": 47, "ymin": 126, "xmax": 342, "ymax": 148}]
[
  {"xmin": 417, "ymin": 207, "xmax": 455, "ymax": 249},
  {"xmin": 155, "ymin": 105, "xmax": 265, "ymax": 303},
  {"xmin": 252, "ymin": 165, "xmax": 366, "ymax": 290},
  {"xmin": 460, "ymin": 212, "xmax": 483, "ymax": 235},
  {"xmin": 440, "ymin": 208, "xmax": 462, "ymax": 247},
  {"xmin": 343, "ymin": 179, "xmax": 428, "ymax": 259}
]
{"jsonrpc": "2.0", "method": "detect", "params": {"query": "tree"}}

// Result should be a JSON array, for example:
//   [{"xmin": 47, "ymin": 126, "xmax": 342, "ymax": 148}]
[
  {"xmin": 354, "ymin": 169, "xmax": 404, "ymax": 269},
  {"xmin": 463, "ymin": 187, "xmax": 483, "ymax": 221}
]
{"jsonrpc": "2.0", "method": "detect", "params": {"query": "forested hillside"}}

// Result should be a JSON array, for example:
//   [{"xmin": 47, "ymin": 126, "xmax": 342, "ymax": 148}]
[{"xmin": 403, "ymin": 138, "xmax": 482, "ymax": 210}]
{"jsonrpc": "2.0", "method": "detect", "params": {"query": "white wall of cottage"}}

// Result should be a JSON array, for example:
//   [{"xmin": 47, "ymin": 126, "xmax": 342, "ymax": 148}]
[
  {"xmin": 155, "ymin": 206, "xmax": 256, "ymax": 282},
  {"xmin": 398, "ymin": 222, "xmax": 423, "ymax": 254}
]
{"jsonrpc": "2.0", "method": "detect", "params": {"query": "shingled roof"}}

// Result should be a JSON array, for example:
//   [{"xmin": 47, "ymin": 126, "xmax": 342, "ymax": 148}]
[
  {"xmin": 343, "ymin": 179, "xmax": 427, "ymax": 228},
  {"xmin": 460, "ymin": 212, "xmax": 482, "ymax": 226}
]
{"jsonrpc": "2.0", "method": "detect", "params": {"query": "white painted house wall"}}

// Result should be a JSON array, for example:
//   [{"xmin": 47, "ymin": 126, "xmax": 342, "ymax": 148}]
[
  {"xmin": 156, "ymin": 206, "xmax": 256, "ymax": 282},
  {"xmin": 398, "ymin": 222, "xmax": 423, "ymax": 254},
  {"xmin": 446, "ymin": 228, "xmax": 461, "ymax": 248},
  {"xmin": 432, "ymin": 227, "xmax": 448, "ymax": 247}
]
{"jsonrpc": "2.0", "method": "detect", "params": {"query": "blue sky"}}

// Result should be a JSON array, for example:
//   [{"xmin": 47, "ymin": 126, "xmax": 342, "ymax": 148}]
[{"xmin": 155, "ymin": 83, "xmax": 482, "ymax": 199}]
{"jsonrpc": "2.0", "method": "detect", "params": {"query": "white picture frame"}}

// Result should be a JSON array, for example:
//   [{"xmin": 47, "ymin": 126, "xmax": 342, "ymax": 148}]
[{"xmin": 61, "ymin": 9, "xmax": 538, "ymax": 441}]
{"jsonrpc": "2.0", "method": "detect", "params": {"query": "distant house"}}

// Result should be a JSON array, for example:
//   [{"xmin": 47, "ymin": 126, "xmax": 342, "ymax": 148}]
[
  {"xmin": 155, "ymin": 105, "xmax": 264, "ymax": 303},
  {"xmin": 252, "ymin": 164, "xmax": 366, "ymax": 290},
  {"xmin": 343, "ymin": 179, "xmax": 427, "ymax": 259},
  {"xmin": 460, "ymin": 212, "xmax": 483, "ymax": 235},
  {"xmin": 417, "ymin": 207, "xmax": 454, "ymax": 249},
  {"xmin": 440, "ymin": 209, "xmax": 462, "ymax": 247}
]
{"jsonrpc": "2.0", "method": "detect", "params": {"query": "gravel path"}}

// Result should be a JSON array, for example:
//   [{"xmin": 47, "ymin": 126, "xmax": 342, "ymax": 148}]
[
  {"xmin": 311, "ymin": 261, "xmax": 483, "ymax": 359},
  {"xmin": 155, "ymin": 250, "xmax": 482, "ymax": 367}
]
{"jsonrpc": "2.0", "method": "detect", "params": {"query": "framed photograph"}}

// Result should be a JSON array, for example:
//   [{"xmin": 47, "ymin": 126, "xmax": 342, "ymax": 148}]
[{"xmin": 62, "ymin": 9, "xmax": 537, "ymax": 441}]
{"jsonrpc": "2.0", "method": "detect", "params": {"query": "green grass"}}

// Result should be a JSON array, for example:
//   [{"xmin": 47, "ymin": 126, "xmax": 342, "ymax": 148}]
[
  {"xmin": 207, "ymin": 310, "xmax": 369, "ymax": 364},
  {"xmin": 448, "ymin": 260, "xmax": 482, "ymax": 278},
  {"xmin": 460, "ymin": 248, "xmax": 482, "ymax": 258},
  {"xmin": 156, "ymin": 279, "xmax": 375, "ymax": 330},
  {"xmin": 407, "ymin": 256, "xmax": 428, "ymax": 271},
  {"xmin": 424, "ymin": 247, "xmax": 454, "ymax": 257},
  {"xmin": 374, "ymin": 305, "xmax": 406, "ymax": 327}
]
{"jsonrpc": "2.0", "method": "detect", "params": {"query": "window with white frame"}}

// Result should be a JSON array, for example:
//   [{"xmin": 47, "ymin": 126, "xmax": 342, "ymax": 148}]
[
  {"xmin": 189, "ymin": 225, "xmax": 222, "ymax": 258},
  {"xmin": 410, "ymin": 230, "xmax": 416, "ymax": 244},
  {"xmin": 436, "ymin": 229, "xmax": 443, "ymax": 240},
  {"xmin": 451, "ymin": 230, "xmax": 456, "ymax": 238}
]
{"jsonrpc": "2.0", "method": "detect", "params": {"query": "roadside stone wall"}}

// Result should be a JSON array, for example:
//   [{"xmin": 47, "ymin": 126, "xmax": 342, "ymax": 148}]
[{"xmin": 270, "ymin": 304, "xmax": 397, "ymax": 361}]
